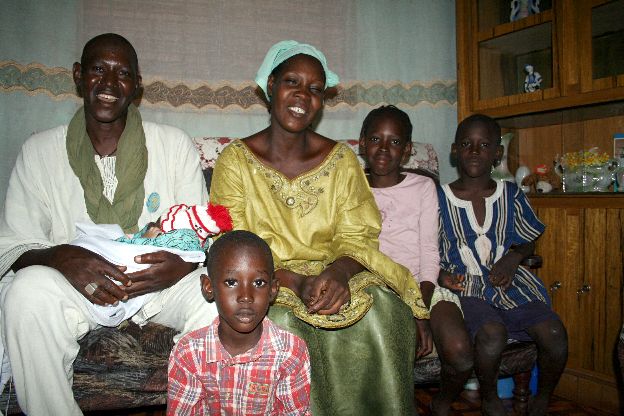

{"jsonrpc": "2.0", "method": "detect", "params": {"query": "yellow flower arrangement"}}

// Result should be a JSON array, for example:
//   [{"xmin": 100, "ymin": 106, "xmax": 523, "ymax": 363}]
[
  {"xmin": 561, "ymin": 147, "xmax": 611, "ymax": 169},
  {"xmin": 560, "ymin": 147, "xmax": 618, "ymax": 192}
]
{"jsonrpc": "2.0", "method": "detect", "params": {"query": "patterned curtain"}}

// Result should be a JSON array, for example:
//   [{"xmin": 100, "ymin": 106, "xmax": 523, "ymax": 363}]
[{"xmin": 0, "ymin": 0, "xmax": 457, "ymax": 204}]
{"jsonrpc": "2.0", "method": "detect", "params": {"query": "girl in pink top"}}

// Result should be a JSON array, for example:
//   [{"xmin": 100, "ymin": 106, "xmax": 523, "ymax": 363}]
[{"xmin": 360, "ymin": 106, "xmax": 472, "ymax": 416}]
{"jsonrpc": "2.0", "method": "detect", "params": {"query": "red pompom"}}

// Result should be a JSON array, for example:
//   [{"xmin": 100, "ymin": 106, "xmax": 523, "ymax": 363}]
[{"xmin": 206, "ymin": 203, "xmax": 233, "ymax": 233}]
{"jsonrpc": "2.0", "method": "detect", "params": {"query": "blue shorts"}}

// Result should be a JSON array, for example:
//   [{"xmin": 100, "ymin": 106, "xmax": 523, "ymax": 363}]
[{"xmin": 460, "ymin": 297, "xmax": 560, "ymax": 342}]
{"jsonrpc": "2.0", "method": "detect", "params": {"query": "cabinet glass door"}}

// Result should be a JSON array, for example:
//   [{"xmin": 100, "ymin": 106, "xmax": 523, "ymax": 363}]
[
  {"xmin": 592, "ymin": 1, "xmax": 624, "ymax": 81},
  {"xmin": 478, "ymin": 0, "xmax": 552, "ymax": 31},
  {"xmin": 478, "ymin": 22, "xmax": 553, "ymax": 100}
]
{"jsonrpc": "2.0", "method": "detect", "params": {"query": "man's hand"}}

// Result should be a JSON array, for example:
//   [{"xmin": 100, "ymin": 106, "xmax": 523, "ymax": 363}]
[
  {"xmin": 46, "ymin": 244, "xmax": 131, "ymax": 306},
  {"xmin": 415, "ymin": 319, "xmax": 433, "ymax": 359},
  {"xmin": 124, "ymin": 251, "xmax": 196, "ymax": 298}
]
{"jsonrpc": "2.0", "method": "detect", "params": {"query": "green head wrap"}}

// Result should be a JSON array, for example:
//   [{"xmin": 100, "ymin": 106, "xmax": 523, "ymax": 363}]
[{"xmin": 255, "ymin": 40, "xmax": 340, "ymax": 101}]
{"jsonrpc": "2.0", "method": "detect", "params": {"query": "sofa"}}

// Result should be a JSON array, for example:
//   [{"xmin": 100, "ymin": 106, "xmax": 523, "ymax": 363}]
[
  {"xmin": 193, "ymin": 137, "xmax": 441, "ymax": 190},
  {"xmin": 0, "ymin": 137, "xmax": 536, "ymax": 414}
]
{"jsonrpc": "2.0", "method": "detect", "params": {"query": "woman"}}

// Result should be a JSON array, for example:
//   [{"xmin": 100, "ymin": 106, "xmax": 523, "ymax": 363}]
[{"xmin": 210, "ymin": 40, "xmax": 428, "ymax": 415}]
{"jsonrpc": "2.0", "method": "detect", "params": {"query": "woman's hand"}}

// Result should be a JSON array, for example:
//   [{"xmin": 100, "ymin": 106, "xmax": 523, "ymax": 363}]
[
  {"xmin": 275, "ymin": 268, "xmax": 351, "ymax": 314},
  {"xmin": 302, "ymin": 269, "xmax": 351, "ymax": 315},
  {"xmin": 415, "ymin": 319, "xmax": 433, "ymax": 358},
  {"xmin": 274, "ymin": 269, "xmax": 307, "ymax": 297},
  {"xmin": 438, "ymin": 270, "xmax": 465, "ymax": 292},
  {"xmin": 43, "ymin": 244, "xmax": 131, "ymax": 306},
  {"xmin": 124, "ymin": 251, "xmax": 196, "ymax": 298},
  {"xmin": 303, "ymin": 257, "xmax": 363, "ymax": 315},
  {"xmin": 275, "ymin": 257, "xmax": 363, "ymax": 315}
]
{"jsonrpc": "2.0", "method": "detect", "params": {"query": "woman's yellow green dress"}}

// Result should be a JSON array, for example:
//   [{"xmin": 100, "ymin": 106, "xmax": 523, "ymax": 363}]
[{"xmin": 211, "ymin": 140, "xmax": 428, "ymax": 415}]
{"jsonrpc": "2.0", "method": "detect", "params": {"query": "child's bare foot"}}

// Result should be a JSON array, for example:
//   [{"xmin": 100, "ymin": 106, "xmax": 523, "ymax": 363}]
[
  {"xmin": 430, "ymin": 396, "xmax": 452, "ymax": 416},
  {"xmin": 528, "ymin": 395, "xmax": 549, "ymax": 416},
  {"xmin": 481, "ymin": 396, "xmax": 507, "ymax": 416}
]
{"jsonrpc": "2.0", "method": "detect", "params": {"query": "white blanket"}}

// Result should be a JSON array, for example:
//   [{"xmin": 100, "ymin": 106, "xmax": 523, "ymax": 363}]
[{"xmin": 71, "ymin": 221, "xmax": 205, "ymax": 327}]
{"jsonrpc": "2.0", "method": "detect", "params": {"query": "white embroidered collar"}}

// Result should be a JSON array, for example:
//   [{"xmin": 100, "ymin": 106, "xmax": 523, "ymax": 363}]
[{"xmin": 442, "ymin": 181, "xmax": 504, "ymax": 234}]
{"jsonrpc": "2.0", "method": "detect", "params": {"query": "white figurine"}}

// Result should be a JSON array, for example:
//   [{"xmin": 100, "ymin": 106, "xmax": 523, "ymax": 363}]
[
  {"xmin": 510, "ymin": 0, "xmax": 540, "ymax": 22},
  {"xmin": 515, "ymin": 166, "xmax": 532, "ymax": 193},
  {"xmin": 524, "ymin": 64, "xmax": 542, "ymax": 93}
]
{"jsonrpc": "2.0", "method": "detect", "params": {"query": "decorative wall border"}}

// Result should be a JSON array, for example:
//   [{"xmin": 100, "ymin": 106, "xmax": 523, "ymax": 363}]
[{"xmin": 0, "ymin": 61, "xmax": 456, "ymax": 110}]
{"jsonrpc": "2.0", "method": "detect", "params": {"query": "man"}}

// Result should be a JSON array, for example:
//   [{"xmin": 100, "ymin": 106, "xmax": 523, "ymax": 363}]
[{"xmin": 0, "ymin": 33, "xmax": 216, "ymax": 415}]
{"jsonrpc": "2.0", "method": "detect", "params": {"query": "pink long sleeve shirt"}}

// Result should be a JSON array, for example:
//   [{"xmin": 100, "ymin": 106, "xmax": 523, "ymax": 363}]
[{"xmin": 370, "ymin": 172, "xmax": 440, "ymax": 285}]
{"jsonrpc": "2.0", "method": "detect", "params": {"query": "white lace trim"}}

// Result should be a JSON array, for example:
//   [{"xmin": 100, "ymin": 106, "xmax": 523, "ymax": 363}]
[
  {"xmin": 441, "ymin": 181, "xmax": 504, "ymax": 234},
  {"xmin": 442, "ymin": 182, "xmax": 506, "ymax": 272},
  {"xmin": 94, "ymin": 156, "xmax": 118, "ymax": 204}
]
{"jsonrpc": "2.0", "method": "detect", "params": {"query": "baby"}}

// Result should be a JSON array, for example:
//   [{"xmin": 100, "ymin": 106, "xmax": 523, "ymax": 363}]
[{"xmin": 71, "ymin": 203, "xmax": 232, "ymax": 326}]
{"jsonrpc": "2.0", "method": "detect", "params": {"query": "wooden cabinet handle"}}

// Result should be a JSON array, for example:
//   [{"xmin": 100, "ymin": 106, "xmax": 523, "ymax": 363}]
[{"xmin": 550, "ymin": 281, "xmax": 562, "ymax": 292}]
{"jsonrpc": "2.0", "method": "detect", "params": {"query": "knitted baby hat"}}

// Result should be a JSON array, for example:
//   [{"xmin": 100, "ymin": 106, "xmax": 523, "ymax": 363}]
[{"xmin": 159, "ymin": 203, "xmax": 233, "ymax": 247}]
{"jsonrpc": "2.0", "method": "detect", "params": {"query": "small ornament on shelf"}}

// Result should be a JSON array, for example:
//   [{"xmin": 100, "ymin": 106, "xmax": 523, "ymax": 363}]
[
  {"xmin": 515, "ymin": 166, "xmax": 532, "ymax": 193},
  {"xmin": 521, "ymin": 164, "xmax": 562, "ymax": 193},
  {"xmin": 510, "ymin": 0, "xmax": 540, "ymax": 22},
  {"xmin": 491, "ymin": 133, "xmax": 515, "ymax": 182},
  {"xmin": 523, "ymin": 64, "xmax": 542, "ymax": 93}
]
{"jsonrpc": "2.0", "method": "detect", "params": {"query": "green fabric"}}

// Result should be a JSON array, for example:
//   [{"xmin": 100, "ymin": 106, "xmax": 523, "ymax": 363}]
[
  {"xmin": 66, "ymin": 104, "xmax": 147, "ymax": 234},
  {"xmin": 115, "ymin": 226, "xmax": 202, "ymax": 252},
  {"xmin": 254, "ymin": 40, "xmax": 340, "ymax": 100},
  {"xmin": 269, "ymin": 285, "xmax": 417, "ymax": 416}
]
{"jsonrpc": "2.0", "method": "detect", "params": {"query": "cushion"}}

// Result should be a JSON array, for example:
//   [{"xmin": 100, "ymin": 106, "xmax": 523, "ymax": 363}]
[{"xmin": 1, "ymin": 322, "xmax": 176, "ymax": 413}]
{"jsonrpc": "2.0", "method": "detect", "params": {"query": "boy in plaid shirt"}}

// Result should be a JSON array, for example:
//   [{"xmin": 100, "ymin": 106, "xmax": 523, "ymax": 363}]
[{"xmin": 167, "ymin": 230, "xmax": 311, "ymax": 415}]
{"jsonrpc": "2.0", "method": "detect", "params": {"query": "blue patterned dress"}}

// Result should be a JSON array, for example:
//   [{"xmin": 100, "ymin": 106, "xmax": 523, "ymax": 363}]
[{"xmin": 437, "ymin": 181, "xmax": 550, "ymax": 309}]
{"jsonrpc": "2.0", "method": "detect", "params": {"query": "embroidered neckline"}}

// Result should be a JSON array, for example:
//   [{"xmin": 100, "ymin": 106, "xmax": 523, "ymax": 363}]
[
  {"xmin": 235, "ymin": 140, "xmax": 346, "ymax": 216},
  {"xmin": 442, "ymin": 181, "xmax": 504, "ymax": 235}
]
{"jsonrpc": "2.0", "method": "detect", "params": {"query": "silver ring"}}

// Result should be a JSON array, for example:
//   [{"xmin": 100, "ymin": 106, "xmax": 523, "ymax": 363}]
[{"xmin": 85, "ymin": 282, "xmax": 98, "ymax": 296}]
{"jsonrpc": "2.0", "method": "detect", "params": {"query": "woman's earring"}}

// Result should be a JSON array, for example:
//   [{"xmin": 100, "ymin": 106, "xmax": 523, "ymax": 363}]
[{"xmin": 493, "ymin": 158, "xmax": 501, "ymax": 167}]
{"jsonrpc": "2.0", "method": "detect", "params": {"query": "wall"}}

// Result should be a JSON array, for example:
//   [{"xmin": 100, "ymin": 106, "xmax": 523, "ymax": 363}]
[{"xmin": 0, "ymin": 0, "xmax": 457, "ymax": 206}]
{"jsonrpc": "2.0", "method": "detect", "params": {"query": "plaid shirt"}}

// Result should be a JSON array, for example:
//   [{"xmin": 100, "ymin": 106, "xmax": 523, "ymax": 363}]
[{"xmin": 167, "ymin": 317, "xmax": 311, "ymax": 416}]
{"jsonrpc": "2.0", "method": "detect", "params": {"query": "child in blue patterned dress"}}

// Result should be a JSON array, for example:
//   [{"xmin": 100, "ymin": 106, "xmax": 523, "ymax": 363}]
[{"xmin": 437, "ymin": 114, "xmax": 568, "ymax": 416}]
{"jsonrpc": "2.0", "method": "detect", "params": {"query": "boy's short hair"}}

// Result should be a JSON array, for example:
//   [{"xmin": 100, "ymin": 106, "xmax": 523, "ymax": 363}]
[
  {"xmin": 455, "ymin": 113, "xmax": 502, "ymax": 145},
  {"xmin": 359, "ymin": 105, "xmax": 413, "ymax": 142},
  {"xmin": 206, "ymin": 230, "xmax": 274, "ymax": 278}
]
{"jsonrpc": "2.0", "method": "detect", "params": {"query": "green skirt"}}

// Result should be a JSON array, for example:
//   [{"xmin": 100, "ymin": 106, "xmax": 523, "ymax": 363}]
[{"xmin": 268, "ymin": 285, "xmax": 416, "ymax": 416}]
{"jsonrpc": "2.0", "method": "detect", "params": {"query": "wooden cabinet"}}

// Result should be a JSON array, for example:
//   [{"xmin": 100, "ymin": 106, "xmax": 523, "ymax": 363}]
[
  {"xmin": 456, "ymin": 1, "xmax": 624, "ymax": 413},
  {"xmin": 529, "ymin": 195, "xmax": 623, "ymax": 413},
  {"xmin": 457, "ymin": 0, "xmax": 624, "ymax": 120}
]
